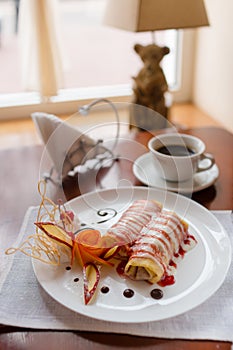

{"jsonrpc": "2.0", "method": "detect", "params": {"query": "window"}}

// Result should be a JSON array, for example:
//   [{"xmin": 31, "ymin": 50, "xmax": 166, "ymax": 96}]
[
  {"xmin": 59, "ymin": 0, "xmax": 179, "ymax": 90},
  {"xmin": 0, "ymin": 0, "xmax": 185, "ymax": 119}
]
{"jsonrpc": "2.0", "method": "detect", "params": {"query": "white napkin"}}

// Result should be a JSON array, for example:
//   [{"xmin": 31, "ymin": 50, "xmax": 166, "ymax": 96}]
[
  {"xmin": 0, "ymin": 209, "xmax": 232, "ymax": 342},
  {"xmin": 31, "ymin": 113, "xmax": 108, "ymax": 178}
]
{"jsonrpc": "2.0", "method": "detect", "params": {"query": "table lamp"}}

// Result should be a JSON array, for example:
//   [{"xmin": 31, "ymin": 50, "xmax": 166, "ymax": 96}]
[{"xmin": 103, "ymin": 0, "xmax": 209, "ymax": 130}]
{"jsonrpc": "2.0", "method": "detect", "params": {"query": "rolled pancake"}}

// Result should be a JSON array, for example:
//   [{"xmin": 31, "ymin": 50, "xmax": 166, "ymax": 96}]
[
  {"xmin": 107, "ymin": 200, "xmax": 162, "ymax": 250},
  {"xmin": 125, "ymin": 210, "xmax": 195, "ymax": 284}
]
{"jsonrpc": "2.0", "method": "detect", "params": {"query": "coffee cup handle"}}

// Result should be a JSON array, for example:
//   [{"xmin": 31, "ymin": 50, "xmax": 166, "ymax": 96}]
[{"xmin": 196, "ymin": 153, "xmax": 215, "ymax": 173}]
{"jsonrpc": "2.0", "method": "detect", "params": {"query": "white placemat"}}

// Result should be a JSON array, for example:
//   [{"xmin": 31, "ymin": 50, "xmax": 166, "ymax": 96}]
[{"xmin": 0, "ymin": 207, "xmax": 232, "ymax": 342}]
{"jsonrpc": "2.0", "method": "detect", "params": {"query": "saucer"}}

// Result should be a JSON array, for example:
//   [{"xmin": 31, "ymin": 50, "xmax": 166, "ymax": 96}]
[{"xmin": 133, "ymin": 153, "xmax": 219, "ymax": 193}]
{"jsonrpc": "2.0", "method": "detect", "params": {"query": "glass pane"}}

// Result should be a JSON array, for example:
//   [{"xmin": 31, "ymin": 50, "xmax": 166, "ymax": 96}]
[
  {"xmin": 0, "ymin": 0, "xmax": 21, "ymax": 94},
  {"xmin": 59, "ymin": 0, "xmax": 179, "ymax": 89},
  {"xmin": 0, "ymin": 0, "xmax": 179, "ymax": 96}
]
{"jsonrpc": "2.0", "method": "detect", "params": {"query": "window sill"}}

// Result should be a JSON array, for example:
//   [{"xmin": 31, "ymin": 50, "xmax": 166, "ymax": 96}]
[{"xmin": 0, "ymin": 84, "xmax": 132, "ymax": 120}]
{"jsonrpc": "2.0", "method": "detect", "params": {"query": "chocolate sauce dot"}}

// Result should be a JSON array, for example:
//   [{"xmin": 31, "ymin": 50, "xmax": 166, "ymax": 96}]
[
  {"xmin": 123, "ymin": 289, "xmax": 134, "ymax": 298},
  {"xmin": 73, "ymin": 277, "xmax": 79, "ymax": 282},
  {"xmin": 101, "ymin": 286, "xmax": 109, "ymax": 294},
  {"xmin": 150, "ymin": 288, "xmax": 163, "ymax": 300},
  {"xmin": 65, "ymin": 266, "xmax": 71, "ymax": 271}
]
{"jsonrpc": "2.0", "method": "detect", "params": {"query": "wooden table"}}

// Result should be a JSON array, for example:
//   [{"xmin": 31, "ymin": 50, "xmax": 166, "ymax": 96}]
[{"xmin": 0, "ymin": 126, "xmax": 232, "ymax": 350}]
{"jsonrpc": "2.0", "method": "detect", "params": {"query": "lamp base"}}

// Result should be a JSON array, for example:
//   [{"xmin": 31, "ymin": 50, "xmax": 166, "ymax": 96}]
[
  {"xmin": 129, "ymin": 42, "xmax": 172, "ymax": 130},
  {"xmin": 129, "ymin": 92, "xmax": 173, "ymax": 131}
]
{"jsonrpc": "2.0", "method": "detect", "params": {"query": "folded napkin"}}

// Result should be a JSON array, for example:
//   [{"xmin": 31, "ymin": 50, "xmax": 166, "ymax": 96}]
[
  {"xmin": 0, "ymin": 208, "xmax": 232, "ymax": 342},
  {"xmin": 32, "ymin": 113, "xmax": 111, "ymax": 178}
]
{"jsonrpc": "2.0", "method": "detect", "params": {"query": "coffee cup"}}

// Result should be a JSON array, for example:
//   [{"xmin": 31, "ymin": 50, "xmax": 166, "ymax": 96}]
[{"xmin": 148, "ymin": 133, "xmax": 215, "ymax": 182}]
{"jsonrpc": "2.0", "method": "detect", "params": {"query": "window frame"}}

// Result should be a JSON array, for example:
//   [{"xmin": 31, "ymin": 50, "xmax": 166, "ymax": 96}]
[{"xmin": 0, "ymin": 30, "xmax": 196, "ymax": 120}]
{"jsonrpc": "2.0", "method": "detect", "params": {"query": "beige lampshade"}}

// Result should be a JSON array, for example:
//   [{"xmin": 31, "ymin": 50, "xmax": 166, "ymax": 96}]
[{"xmin": 103, "ymin": 0, "xmax": 209, "ymax": 32}]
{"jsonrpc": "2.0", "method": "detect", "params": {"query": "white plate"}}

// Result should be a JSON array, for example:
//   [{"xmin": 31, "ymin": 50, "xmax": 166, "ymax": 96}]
[
  {"xmin": 133, "ymin": 152, "xmax": 219, "ymax": 193},
  {"xmin": 33, "ymin": 187, "xmax": 231, "ymax": 323}
]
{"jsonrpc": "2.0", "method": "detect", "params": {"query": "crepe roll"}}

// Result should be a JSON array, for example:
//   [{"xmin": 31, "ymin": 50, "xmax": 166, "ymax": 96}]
[
  {"xmin": 125, "ymin": 210, "xmax": 196, "ymax": 284},
  {"xmin": 107, "ymin": 200, "xmax": 162, "ymax": 247}
]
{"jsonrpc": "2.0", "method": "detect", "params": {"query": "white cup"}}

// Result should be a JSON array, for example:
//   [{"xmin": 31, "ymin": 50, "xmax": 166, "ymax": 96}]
[{"xmin": 148, "ymin": 133, "xmax": 215, "ymax": 182}]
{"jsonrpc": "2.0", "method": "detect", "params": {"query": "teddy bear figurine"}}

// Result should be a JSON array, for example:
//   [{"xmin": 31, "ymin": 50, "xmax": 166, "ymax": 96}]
[{"xmin": 130, "ymin": 43, "xmax": 170, "ymax": 130}]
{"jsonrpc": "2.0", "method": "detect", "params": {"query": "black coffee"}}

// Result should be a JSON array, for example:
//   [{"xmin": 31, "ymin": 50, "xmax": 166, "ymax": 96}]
[{"xmin": 156, "ymin": 144, "xmax": 195, "ymax": 157}]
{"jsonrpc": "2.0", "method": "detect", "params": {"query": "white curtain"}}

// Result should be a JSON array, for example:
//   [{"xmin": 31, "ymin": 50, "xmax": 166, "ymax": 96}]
[{"xmin": 18, "ymin": 0, "xmax": 64, "ymax": 98}]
